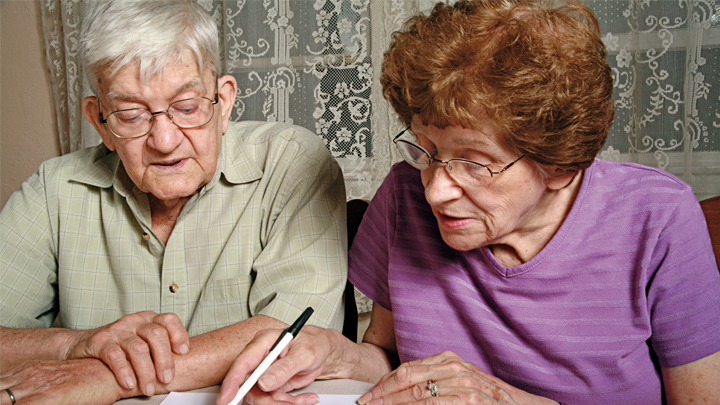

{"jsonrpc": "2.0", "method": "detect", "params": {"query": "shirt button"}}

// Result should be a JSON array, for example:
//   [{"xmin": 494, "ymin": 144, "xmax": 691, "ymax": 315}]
[
  {"xmin": 142, "ymin": 232, "xmax": 151, "ymax": 241},
  {"xmin": 169, "ymin": 283, "xmax": 179, "ymax": 293}
]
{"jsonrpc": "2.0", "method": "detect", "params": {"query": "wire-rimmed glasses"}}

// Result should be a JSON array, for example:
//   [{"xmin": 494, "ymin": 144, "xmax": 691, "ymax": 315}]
[
  {"xmin": 98, "ymin": 91, "xmax": 219, "ymax": 139},
  {"xmin": 393, "ymin": 127, "xmax": 525, "ymax": 187}
]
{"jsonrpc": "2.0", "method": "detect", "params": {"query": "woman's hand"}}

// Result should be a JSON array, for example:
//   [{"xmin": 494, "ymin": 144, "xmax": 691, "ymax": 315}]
[
  {"xmin": 216, "ymin": 325, "xmax": 348, "ymax": 405},
  {"xmin": 357, "ymin": 351, "xmax": 556, "ymax": 405}
]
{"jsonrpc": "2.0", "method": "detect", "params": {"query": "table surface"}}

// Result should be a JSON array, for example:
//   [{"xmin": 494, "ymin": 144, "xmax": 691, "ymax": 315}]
[{"xmin": 115, "ymin": 379, "xmax": 375, "ymax": 405}]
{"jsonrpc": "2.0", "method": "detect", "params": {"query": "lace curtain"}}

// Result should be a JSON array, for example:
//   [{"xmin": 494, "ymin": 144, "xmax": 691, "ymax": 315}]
[{"xmin": 41, "ymin": 0, "xmax": 720, "ymax": 202}]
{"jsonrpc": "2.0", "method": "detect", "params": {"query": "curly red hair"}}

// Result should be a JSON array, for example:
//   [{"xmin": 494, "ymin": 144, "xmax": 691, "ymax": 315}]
[{"xmin": 381, "ymin": 0, "xmax": 614, "ymax": 170}]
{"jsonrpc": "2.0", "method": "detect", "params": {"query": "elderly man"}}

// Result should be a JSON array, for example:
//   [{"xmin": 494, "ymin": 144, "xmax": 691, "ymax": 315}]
[{"xmin": 0, "ymin": 1, "xmax": 346, "ymax": 403}]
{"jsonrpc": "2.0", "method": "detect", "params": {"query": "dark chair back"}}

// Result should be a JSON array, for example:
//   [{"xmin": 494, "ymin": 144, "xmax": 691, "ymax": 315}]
[
  {"xmin": 341, "ymin": 200, "xmax": 369, "ymax": 342},
  {"xmin": 700, "ymin": 196, "xmax": 720, "ymax": 268}
]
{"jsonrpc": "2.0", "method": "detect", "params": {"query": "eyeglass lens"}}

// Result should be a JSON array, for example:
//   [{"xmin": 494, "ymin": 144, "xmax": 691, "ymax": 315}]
[
  {"xmin": 106, "ymin": 97, "xmax": 215, "ymax": 138},
  {"xmin": 395, "ymin": 140, "xmax": 493, "ymax": 187}
]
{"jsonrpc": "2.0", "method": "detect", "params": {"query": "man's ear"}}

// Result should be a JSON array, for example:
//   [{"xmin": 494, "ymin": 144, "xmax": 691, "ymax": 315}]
[
  {"xmin": 216, "ymin": 75, "xmax": 238, "ymax": 134},
  {"xmin": 81, "ymin": 96, "xmax": 116, "ymax": 151}
]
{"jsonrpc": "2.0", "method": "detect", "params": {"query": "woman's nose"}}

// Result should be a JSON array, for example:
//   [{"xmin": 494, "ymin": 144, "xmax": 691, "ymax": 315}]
[{"xmin": 423, "ymin": 163, "xmax": 463, "ymax": 205}]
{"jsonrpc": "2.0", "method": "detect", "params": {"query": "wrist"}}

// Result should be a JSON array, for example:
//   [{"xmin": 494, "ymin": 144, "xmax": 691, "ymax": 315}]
[
  {"xmin": 324, "ymin": 333, "xmax": 392, "ymax": 383},
  {"xmin": 84, "ymin": 357, "xmax": 137, "ymax": 402},
  {"xmin": 319, "ymin": 328, "xmax": 353, "ymax": 379},
  {"xmin": 58, "ymin": 328, "xmax": 90, "ymax": 361}
]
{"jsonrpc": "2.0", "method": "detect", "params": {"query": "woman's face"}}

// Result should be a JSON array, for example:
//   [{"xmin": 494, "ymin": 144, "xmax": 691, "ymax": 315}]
[{"xmin": 413, "ymin": 119, "xmax": 555, "ymax": 252}]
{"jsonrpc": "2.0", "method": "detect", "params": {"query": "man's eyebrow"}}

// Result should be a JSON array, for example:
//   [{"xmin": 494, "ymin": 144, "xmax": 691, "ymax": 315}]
[{"xmin": 104, "ymin": 78, "xmax": 208, "ymax": 104}]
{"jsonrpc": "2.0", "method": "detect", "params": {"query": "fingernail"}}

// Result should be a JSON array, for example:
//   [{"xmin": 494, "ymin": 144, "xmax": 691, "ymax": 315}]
[
  {"xmin": 309, "ymin": 394, "xmax": 320, "ymax": 404},
  {"xmin": 358, "ymin": 392, "xmax": 372, "ymax": 404},
  {"xmin": 163, "ymin": 368, "xmax": 173, "ymax": 383},
  {"xmin": 179, "ymin": 344, "xmax": 189, "ymax": 354},
  {"xmin": 146, "ymin": 383, "xmax": 155, "ymax": 396},
  {"xmin": 258, "ymin": 373, "xmax": 276, "ymax": 390},
  {"xmin": 125, "ymin": 376, "xmax": 136, "ymax": 389}
]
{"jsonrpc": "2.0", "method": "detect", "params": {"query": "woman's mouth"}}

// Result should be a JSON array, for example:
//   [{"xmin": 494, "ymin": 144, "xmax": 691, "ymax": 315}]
[{"xmin": 434, "ymin": 210, "xmax": 473, "ymax": 229}]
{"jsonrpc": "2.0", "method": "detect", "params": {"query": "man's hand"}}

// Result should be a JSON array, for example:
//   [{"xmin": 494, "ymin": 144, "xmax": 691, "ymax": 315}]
[
  {"xmin": 65, "ymin": 311, "xmax": 190, "ymax": 396},
  {"xmin": 0, "ymin": 358, "xmax": 132, "ymax": 405}
]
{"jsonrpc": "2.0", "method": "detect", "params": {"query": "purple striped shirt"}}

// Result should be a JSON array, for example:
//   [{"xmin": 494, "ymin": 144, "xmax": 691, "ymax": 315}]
[{"xmin": 349, "ymin": 159, "xmax": 720, "ymax": 404}]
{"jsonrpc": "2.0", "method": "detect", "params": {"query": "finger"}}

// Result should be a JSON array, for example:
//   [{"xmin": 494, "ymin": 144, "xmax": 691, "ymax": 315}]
[
  {"xmin": 123, "ymin": 335, "xmax": 157, "ymax": 396},
  {"xmin": 1, "ymin": 387, "xmax": 17, "ymax": 405},
  {"xmin": 374, "ymin": 380, "xmax": 438, "ymax": 405},
  {"xmin": 275, "ymin": 371, "xmax": 322, "ymax": 395},
  {"xmin": 217, "ymin": 330, "xmax": 284, "ymax": 405},
  {"xmin": 359, "ymin": 362, "xmax": 433, "ymax": 404},
  {"xmin": 98, "ymin": 343, "xmax": 138, "ymax": 389},
  {"xmin": 256, "ymin": 330, "xmax": 330, "ymax": 393},
  {"xmin": 256, "ymin": 345, "xmax": 313, "ymax": 392},
  {"xmin": 153, "ymin": 312, "xmax": 190, "ymax": 355},
  {"xmin": 246, "ymin": 386, "xmax": 320, "ymax": 405},
  {"xmin": 370, "ymin": 351, "xmax": 471, "ymax": 395},
  {"xmin": 136, "ymin": 322, "xmax": 175, "ymax": 384}
]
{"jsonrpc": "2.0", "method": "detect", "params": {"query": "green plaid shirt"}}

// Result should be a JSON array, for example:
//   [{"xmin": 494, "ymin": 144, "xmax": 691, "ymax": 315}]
[{"xmin": 0, "ymin": 121, "xmax": 347, "ymax": 336}]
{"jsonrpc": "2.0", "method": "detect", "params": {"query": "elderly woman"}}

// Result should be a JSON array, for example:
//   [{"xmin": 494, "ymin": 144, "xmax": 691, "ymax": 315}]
[{"xmin": 217, "ymin": 0, "xmax": 720, "ymax": 404}]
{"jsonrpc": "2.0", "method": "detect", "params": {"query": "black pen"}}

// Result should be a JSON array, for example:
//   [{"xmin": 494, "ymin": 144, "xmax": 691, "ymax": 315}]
[{"xmin": 228, "ymin": 307, "xmax": 314, "ymax": 405}]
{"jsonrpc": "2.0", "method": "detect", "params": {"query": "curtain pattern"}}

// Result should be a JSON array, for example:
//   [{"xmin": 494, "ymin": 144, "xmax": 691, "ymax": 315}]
[
  {"xmin": 590, "ymin": 0, "xmax": 720, "ymax": 200},
  {"xmin": 41, "ymin": 0, "xmax": 720, "ymax": 201}
]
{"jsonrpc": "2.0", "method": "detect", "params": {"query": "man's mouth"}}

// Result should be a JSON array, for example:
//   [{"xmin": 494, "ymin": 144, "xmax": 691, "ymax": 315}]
[{"xmin": 153, "ymin": 158, "xmax": 187, "ymax": 168}]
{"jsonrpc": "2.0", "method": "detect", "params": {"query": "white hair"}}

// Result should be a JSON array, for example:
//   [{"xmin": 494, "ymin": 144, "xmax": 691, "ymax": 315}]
[{"xmin": 80, "ymin": 0, "xmax": 219, "ymax": 94}]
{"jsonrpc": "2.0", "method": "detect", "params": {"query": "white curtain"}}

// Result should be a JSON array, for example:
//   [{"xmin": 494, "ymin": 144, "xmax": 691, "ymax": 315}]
[
  {"xmin": 590, "ymin": 0, "xmax": 720, "ymax": 201},
  {"xmin": 42, "ymin": 0, "xmax": 720, "ymax": 202}
]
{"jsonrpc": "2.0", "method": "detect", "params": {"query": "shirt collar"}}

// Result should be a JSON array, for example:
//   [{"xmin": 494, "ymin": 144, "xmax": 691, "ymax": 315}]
[
  {"xmin": 217, "ymin": 122, "xmax": 263, "ymax": 185},
  {"xmin": 69, "ymin": 145, "xmax": 119, "ymax": 189}
]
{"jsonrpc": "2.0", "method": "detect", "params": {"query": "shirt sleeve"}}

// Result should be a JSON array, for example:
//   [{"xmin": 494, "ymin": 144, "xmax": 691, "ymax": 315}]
[
  {"xmin": 647, "ymin": 187, "xmax": 720, "ymax": 367},
  {"xmin": 0, "ymin": 165, "xmax": 59, "ymax": 328},
  {"xmin": 248, "ymin": 126, "xmax": 348, "ymax": 331}
]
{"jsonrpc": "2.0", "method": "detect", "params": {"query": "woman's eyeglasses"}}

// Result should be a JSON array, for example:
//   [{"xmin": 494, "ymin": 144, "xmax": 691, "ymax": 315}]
[{"xmin": 393, "ymin": 127, "xmax": 525, "ymax": 187}]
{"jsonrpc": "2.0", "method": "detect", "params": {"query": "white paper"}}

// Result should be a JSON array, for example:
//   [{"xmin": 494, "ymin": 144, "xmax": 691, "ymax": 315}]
[
  {"xmin": 315, "ymin": 394, "xmax": 362, "ymax": 404},
  {"xmin": 161, "ymin": 391, "xmax": 217, "ymax": 405},
  {"xmin": 159, "ymin": 379, "xmax": 372, "ymax": 405},
  {"xmin": 160, "ymin": 392, "xmax": 360, "ymax": 405}
]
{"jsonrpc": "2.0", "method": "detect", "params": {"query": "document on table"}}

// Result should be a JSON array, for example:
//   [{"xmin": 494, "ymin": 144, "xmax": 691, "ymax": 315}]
[
  {"xmin": 159, "ymin": 380, "xmax": 373, "ymax": 405},
  {"xmin": 160, "ymin": 391, "xmax": 361, "ymax": 405}
]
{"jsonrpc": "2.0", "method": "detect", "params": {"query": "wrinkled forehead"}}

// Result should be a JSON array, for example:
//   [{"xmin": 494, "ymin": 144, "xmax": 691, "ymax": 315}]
[
  {"xmin": 97, "ymin": 53, "xmax": 215, "ymax": 102},
  {"xmin": 97, "ymin": 50, "xmax": 214, "ymax": 94}
]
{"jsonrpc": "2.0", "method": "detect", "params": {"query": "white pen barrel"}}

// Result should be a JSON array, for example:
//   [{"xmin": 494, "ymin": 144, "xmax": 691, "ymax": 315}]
[{"xmin": 228, "ymin": 332, "xmax": 295, "ymax": 405}]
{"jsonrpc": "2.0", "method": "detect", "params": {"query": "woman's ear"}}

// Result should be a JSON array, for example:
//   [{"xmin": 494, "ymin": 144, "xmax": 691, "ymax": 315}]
[
  {"xmin": 545, "ymin": 167, "xmax": 580, "ymax": 191},
  {"xmin": 81, "ymin": 96, "xmax": 116, "ymax": 151},
  {"xmin": 217, "ymin": 75, "xmax": 238, "ymax": 134}
]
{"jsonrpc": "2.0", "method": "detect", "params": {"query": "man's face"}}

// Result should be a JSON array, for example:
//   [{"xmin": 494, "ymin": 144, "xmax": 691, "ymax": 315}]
[{"xmin": 88, "ymin": 54, "xmax": 233, "ymax": 205}]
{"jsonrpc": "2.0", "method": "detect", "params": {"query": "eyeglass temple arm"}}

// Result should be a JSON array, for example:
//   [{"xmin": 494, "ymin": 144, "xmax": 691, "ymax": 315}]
[
  {"xmin": 96, "ymin": 96, "xmax": 108, "ymax": 124},
  {"xmin": 490, "ymin": 155, "xmax": 526, "ymax": 175}
]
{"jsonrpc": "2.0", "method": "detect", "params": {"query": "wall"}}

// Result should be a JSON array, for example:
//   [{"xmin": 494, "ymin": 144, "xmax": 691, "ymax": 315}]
[{"xmin": 1, "ymin": 0, "xmax": 59, "ymax": 207}]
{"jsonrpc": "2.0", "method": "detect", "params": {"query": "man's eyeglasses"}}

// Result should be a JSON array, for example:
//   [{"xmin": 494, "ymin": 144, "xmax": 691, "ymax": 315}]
[
  {"xmin": 98, "ymin": 92, "xmax": 219, "ymax": 139},
  {"xmin": 393, "ymin": 127, "xmax": 525, "ymax": 187}
]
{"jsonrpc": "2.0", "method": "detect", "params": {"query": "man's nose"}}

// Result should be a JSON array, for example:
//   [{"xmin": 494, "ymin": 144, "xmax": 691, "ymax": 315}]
[
  {"xmin": 424, "ymin": 163, "xmax": 463, "ymax": 205},
  {"xmin": 146, "ymin": 113, "xmax": 184, "ymax": 153}
]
